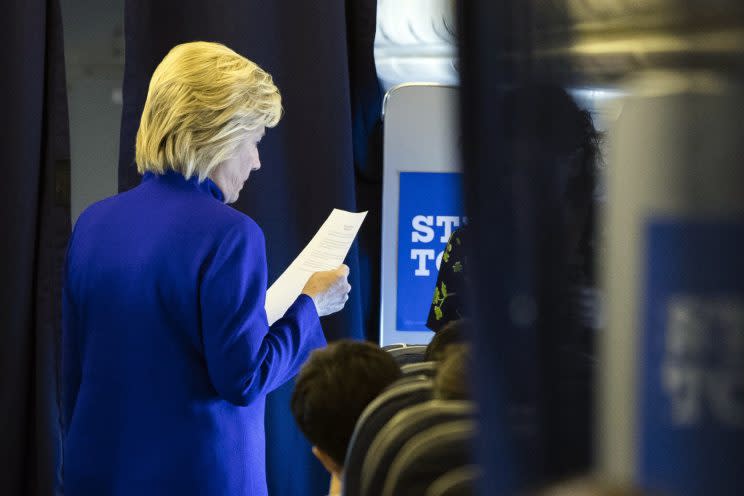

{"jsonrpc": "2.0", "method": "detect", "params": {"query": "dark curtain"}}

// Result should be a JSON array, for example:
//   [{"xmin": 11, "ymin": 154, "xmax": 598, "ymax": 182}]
[
  {"xmin": 118, "ymin": 2, "xmax": 381, "ymax": 494},
  {"xmin": 0, "ymin": 0, "xmax": 71, "ymax": 495},
  {"xmin": 346, "ymin": 0, "xmax": 385, "ymax": 343}
]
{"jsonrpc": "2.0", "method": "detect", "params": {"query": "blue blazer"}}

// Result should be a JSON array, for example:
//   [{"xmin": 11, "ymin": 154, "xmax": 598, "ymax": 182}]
[{"xmin": 61, "ymin": 170, "xmax": 326, "ymax": 495}]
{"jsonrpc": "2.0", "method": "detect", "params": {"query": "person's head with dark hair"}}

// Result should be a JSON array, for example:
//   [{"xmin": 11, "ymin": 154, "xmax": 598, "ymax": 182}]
[
  {"xmin": 425, "ymin": 88, "xmax": 601, "ymax": 336},
  {"xmin": 291, "ymin": 340, "xmax": 401, "ymax": 487},
  {"xmin": 499, "ymin": 84, "xmax": 603, "ymax": 284},
  {"xmin": 433, "ymin": 344, "xmax": 470, "ymax": 401},
  {"xmin": 425, "ymin": 319, "xmax": 470, "ymax": 362}
]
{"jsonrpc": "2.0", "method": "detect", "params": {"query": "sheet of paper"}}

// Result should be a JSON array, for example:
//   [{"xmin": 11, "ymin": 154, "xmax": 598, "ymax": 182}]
[{"xmin": 265, "ymin": 209, "xmax": 367, "ymax": 325}]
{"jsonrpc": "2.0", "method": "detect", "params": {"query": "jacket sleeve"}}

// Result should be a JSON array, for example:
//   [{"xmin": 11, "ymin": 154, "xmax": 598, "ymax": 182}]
[
  {"xmin": 61, "ymin": 235, "xmax": 81, "ymax": 434},
  {"xmin": 199, "ymin": 219, "xmax": 326, "ymax": 406}
]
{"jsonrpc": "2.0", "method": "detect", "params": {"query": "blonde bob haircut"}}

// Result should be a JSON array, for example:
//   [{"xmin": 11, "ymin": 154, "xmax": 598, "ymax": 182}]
[{"xmin": 135, "ymin": 41, "xmax": 282, "ymax": 181}]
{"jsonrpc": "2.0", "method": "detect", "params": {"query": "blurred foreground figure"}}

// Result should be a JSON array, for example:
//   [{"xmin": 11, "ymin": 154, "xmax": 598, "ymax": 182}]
[{"xmin": 430, "ymin": 84, "xmax": 603, "ymax": 479}]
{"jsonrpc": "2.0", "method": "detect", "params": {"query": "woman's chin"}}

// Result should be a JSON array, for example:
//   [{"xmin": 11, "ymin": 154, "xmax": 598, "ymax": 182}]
[{"xmin": 227, "ymin": 185, "xmax": 244, "ymax": 204}]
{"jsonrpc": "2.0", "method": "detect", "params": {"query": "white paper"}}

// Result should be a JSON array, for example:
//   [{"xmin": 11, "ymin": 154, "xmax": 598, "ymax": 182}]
[{"xmin": 265, "ymin": 209, "xmax": 367, "ymax": 325}]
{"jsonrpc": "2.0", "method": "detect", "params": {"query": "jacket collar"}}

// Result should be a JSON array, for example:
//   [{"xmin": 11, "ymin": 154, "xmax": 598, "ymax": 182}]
[{"xmin": 142, "ymin": 169, "xmax": 224, "ymax": 203}]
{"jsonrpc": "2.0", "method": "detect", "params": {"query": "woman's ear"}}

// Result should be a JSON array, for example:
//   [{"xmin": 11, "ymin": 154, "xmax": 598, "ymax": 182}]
[{"xmin": 311, "ymin": 446, "xmax": 343, "ymax": 475}]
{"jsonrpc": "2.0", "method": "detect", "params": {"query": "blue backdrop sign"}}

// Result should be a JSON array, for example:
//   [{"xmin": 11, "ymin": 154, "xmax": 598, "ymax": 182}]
[
  {"xmin": 396, "ymin": 172, "xmax": 465, "ymax": 331},
  {"xmin": 641, "ymin": 220, "xmax": 744, "ymax": 496}
]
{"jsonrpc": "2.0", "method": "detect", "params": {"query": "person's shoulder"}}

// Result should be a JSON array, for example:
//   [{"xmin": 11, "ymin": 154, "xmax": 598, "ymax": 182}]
[
  {"xmin": 204, "ymin": 214, "xmax": 266, "ymax": 267},
  {"xmin": 74, "ymin": 185, "xmax": 262, "ymax": 242},
  {"xmin": 73, "ymin": 191, "xmax": 128, "ymax": 232},
  {"xmin": 206, "ymin": 203, "xmax": 263, "ymax": 237},
  {"xmin": 201, "ymin": 205, "xmax": 266, "ymax": 252},
  {"xmin": 454, "ymin": 223, "xmax": 470, "ymax": 241},
  {"xmin": 230, "ymin": 213, "xmax": 265, "ymax": 246}
]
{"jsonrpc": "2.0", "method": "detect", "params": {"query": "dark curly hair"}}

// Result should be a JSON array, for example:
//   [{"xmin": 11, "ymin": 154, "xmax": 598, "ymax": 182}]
[{"xmin": 498, "ymin": 84, "xmax": 603, "ymax": 284}]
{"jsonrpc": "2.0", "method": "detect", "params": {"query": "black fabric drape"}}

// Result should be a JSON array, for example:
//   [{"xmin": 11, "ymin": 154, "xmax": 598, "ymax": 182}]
[
  {"xmin": 118, "ymin": 2, "xmax": 380, "ymax": 494},
  {"xmin": 0, "ymin": 0, "xmax": 71, "ymax": 494},
  {"xmin": 345, "ymin": 0, "xmax": 384, "ymax": 342}
]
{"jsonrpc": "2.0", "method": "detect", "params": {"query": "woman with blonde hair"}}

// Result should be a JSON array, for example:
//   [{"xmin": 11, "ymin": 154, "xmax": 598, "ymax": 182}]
[{"xmin": 61, "ymin": 41, "xmax": 350, "ymax": 495}]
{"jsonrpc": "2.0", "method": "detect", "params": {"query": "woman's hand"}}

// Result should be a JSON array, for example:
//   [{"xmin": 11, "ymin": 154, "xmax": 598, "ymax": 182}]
[{"xmin": 302, "ymin": 265, "xmax": 351, "ymax": 317}]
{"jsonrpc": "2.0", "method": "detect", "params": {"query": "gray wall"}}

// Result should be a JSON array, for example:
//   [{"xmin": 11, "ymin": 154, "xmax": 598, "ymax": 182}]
[{"xmin": 61, "ymin": 0, "xmax": 124, "ymax": 224}]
